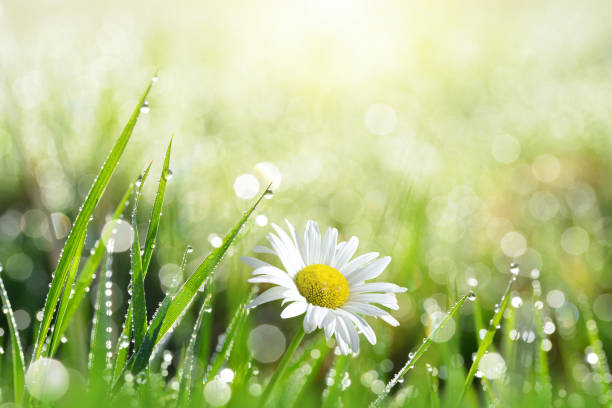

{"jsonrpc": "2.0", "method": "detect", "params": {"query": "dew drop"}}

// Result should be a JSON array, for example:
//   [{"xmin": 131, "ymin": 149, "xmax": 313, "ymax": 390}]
[
  {"xmin": 164, "ymin": 169, "xmax": 173, "ymax": 181},
  {"xmin": 140, "ymin": 101, "xmax": 150, "ymax": 114},
  {"xmin": 468, "ymin": 291, "xmax": 477, "ymax": 302},
  {"xmin": 509, "ymin": 263, "xmax": 520, "ymax": 276}
]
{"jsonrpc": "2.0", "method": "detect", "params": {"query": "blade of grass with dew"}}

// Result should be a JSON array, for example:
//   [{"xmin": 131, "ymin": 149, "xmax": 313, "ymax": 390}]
[
  {"xmin": 176, "ymin": 291, "xmax": 213, "ymax": 406},
  {"xmin": 322, "ymin": 354, "xmax": 349, "ymax": 408},
  {"xmin": 156, "ymin": 185, "xmax": 270, "ymax": 342},
  {"xmin": 532, "ymin": 280, "xmax": 552, "ymax": 406},
  {"xmin": 89, "ymin": 245, "xmax": 115, "ymax": 394},
  {"xmin": 52, "ymin": 179, "xmax": 135, "ymax": 356},
  {"xmin": 0, "ymin": 269, "xmax": 25, "ymax": 404},
  {"xmin": 471, "ymin": 297, "xmax": 500, "ymax": 408},
  {"xmin": 32, "ymin": 79, "xmax": 155, "ymax": 361},
  {"xmin": 129, "ymin": 281, "xmax": 180, "ymax": 375},
  {"xmin": 48, "ymin": 230, "xmax": 86, "ymax": 356},
  {"xmin": 370, "ymin": 291, "xmax": 472, "ymax": 408},
  {"xmin": 205, "ymin": 292, "xmax": 253, "ymax": 382},
  {"xmin": 131, "ymin": 163, "xmax": 152, "ymax": 351},
  {"xmin": 578, "ymin": 294, "xmax": 612, "ymax": 406},
  {"xmin": 141, "ymin": 137, "xmax": 172, "ymax": 274},
  {"xmin": 459, "ymin": 276, "xmax": 515, "ymax": 403}
]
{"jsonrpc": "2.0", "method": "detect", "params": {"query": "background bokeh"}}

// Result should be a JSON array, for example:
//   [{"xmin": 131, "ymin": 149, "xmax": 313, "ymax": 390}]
[{"xmin": 1, "ymin": 0, "xmax": 612, "ymax": 405}]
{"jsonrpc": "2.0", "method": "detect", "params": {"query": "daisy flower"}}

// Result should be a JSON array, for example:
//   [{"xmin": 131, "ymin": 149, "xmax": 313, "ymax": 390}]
[{"xmin": 242, "ymin": 220, "xmax": 406, "ymax": 355}]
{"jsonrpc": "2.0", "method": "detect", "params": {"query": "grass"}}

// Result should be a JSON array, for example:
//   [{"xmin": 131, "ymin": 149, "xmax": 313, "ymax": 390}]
[
  {"xmin": 0, "ymin": 80, "xmax": 610, "ymax": 407},
  {"xmin": 2, "ymin": 3, "xmax": 612, "ymax": 404}
]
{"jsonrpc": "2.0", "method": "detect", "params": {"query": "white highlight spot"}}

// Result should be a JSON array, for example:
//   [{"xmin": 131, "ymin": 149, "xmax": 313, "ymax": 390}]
[
  {"xmin": 26, "ymin": 358, "xmax": 69, "ymax": 402},
  {"xmin": 233, "ymin": 174, "xmax": 260, "ymax": 199}
]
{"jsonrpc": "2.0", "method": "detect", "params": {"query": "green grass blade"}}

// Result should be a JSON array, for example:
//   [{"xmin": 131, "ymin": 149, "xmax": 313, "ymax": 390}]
[
  {"xmin": 205, "ymin": 293, "xmax": 253, "ymax": 382},
  {"xmin": 112, "ymin": 302, "xmax": 133, "ymax": 383},
  {"xmin": 32, "ymin": 79, "xmax": 155, "ymax": 361},
  {"xmin": 131, "ymin": 163, "xmax": 152, "ymax": 351},
  {"xmin": 51, "ymin": 179, "xmax": 135, "ymax": 356},
  {"xmin": 48, "ymin": 231, "xmax": 86, "ymax": 355},
  {"xmin": 156, "ymin": 186, "xmax": 269, "ymax": 342},
  {"xmin": 0, "ymin": 269, "xmax": 25, "ymax": 404},
  {"xmin": 370, "ymin": 291, "xmax": 472, "ymax": 408},
  {"xmin": 130, "ymin": 282, "xmax": 180, "ymax": 375},
  {"xmin": 578, "ymin": 293, "xmax": 612, "ymax": 406},
  {"xmin": 459, "ymin": 276, "xmax": 516, "ymax": 403},
  {"xmin": 89, "ymin": 246, "xmax": 115, "ymax": 393},
  {"xmin": 322, "ymin": 354, "xmax": 349, "ymax": 408},
  {"xmin": 177, "ymin": 290, "xmax": 213, "ymax": 406},
  {"xmin": 532, "ymin": 280, "xmax": 552, "ymax": 406},
  {"xmin": 141, "ymin": 137, "xmax": 172, "ymax": 275}
]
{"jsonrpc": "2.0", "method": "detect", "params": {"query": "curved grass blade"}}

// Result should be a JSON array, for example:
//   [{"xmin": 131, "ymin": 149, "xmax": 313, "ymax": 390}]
[
  {"xmin": 51, "ymin": 179, "xmax": 135, "ymax": 356},
  {"xmin": 156, "ymin": 185, "xmax": 270, "ymax": 342},
  {"xmin": 459, "ymin": 276, "xmax": 515, "ymax": 403},
  {"xmin": 141, "ymin": 137, "xmax": 172, "ymax": 274},
  {"xmin": 112, "ymin": 301, "xmax": 133, "ymax": 383},
  {"xmin": 32, "ymin": 78, "xmax": 155, "ymax": 362},
  {"xmin": 370, "ymin": 292, "xmax": 472, "ymax": 408},
  {"xmin": 131, "ymin": 163, "xmax": 152, "ymax": 351},
  {"xmin": 0, "ymin": 268, "xmax": 25, "ymax": 404},
  {"xmin": 176, "ymin": 290, "xmax": 213, "ymax": 406}
]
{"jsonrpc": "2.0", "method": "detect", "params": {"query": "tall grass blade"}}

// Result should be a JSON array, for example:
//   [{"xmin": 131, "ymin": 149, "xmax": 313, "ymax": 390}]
[
  {"xmin": 205, "ymin": 293, "xmax": 253, "ymax": 381},
  {"xmin": 131, "ymin": 163, "xmax": 152, "ymax": 351},
  {"xmin": 32, "ymin": 79, "xmax": 155, "ymax": 361},
  {"xmin": 156, "ymin": 186, "xmax": 270, "ymax": 342},
  {"xmin": 532, "ymin": 280, "xmax": 552, "ymax": 406},
  {"xmin": 48, "ymin": 231, "xmax": 85, "ymax": 356},
  {"xmin": 141, "ymin": 137, "xmax": 172, "ymax": 274},
  {"xmin": 578, "ymin": 294, "xmax": 612, "ymax": 406},
  {"xmin": 370, "ymin": 292, "xmax": 471, "ymax": 408},
  {"xmin": 176, "ymin": 291, "xmax": 213, "ymax": 406},
  {"xmin": 459, "ymin": 276, "xmax": 515, "ymax": 403},
  {"xmin": 52, "ymin": 180, "xmax": 135, "ymax": 356},
  {"xmin": 322, "ymin": 354, "xmax": 349, "ymax": 408},
  {"xmin": 89, "ymin": 244, "xmax": 115, "ymax": 394},
  {"xmin": 0, "ymin": 268, "xmax": 25, "ymax": 404}
]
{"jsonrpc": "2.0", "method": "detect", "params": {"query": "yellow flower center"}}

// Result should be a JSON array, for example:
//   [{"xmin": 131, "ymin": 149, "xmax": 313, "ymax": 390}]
[{"xmin": 296, "ymin": 264, "xmax": 349, "ymax": 309}]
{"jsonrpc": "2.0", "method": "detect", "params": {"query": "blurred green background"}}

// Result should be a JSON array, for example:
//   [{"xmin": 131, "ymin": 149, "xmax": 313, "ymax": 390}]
[{"xmin": 1, "ymin": 0, "xmax": 612, "ymax": 405}]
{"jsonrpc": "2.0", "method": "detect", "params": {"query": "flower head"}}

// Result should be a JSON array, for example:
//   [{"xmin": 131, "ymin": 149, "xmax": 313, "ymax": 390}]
[{"xmin": 242, "ymin": 220, "xmax": 407, "ymax": 355}]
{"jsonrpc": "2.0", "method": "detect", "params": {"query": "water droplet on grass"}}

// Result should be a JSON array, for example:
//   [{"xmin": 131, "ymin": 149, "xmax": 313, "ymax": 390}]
[{"xmin": 140, "ymin": 101, "xmax": 150, "ymax": 114}]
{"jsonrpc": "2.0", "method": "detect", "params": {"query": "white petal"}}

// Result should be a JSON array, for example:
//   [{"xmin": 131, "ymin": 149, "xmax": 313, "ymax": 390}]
[
  {"xmin": 304, "ymin": 220, "xmax": 321, "ymax": 265},
  {"xmin": 339, "ymin": 252, "xmax": 379, "ymax": 276},
  {"xmin": 281, "ymin": 302, "xmax": 308, "ymax": 318},
  {"xmin": 252, "ymin": 265, "xmax": 293, "ymax": 280},
  {"xmin": 380, "ymin": 314, "xmax": 400, "ymax": 326},
  {"xmin": 253, "ymin": 245, "xmax": 276, "ymax": 255},
  {"xmin": 248, "ymin": 287, "xmax": 290, "ymax": 308},
  {"xmin": 332, "ymin": 236, "xmax": 358, "ymax": 269},
  {"xmin": 336, "ymin": 309, "xmax": 376, "ymax": 345},
  {"xmin": 335, "ymin": 316, "xmax": 356, "ymax": 354},
  {"xmin": 241, "ymin": 256, "xmax": 270, "ymax": 269},
  {"xmin": 343, "ymin": 302, "xmax": 399, "ymax": 327},
  {"xmin": 267, "ymin": 232, "xmax": 300, "ymax": 276},
  {"xmin": 320, "ymin": 228, "xmax": 338, "ymax": 266},
  {"xmin": 349, "ymin": 293, "xmax": 399, "ymax": 310},
  {"xmin": 271, "ymin": 223, "xmax": 305, "ymax": 273},
  {"xmin": 303, "ymin": 304, "xmax": 317, "ymax": 333},
  {"xmin": 347, "ymin": 256, "xmax": 391, "ymax": 285},
  {"xmin": 350, "ymin": 282, "xmax": 407, "ymax": 294},
  {"xmin": 343, "ymin": 316, "xmax": 360, "ymax": 354},
  {"xmin": 280, "ymin": 291, "xmax": 306, "ymax": 305},
  {"xmin": 248, "ymin": 274, "xmax": 296, "ymax": 289},
  {"xmin": 286, "ymin": 219, "xmax": 307, "ymax": 265},
  {"xmin": 322, "ymin": 311, "xmax": 336, "ymax": 339}
]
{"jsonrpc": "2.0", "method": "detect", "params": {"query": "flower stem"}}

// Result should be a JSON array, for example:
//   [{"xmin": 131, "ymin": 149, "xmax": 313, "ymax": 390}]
[{"xmin": 258, "ymin": 324, "xmax": 306, "ymax": 407}]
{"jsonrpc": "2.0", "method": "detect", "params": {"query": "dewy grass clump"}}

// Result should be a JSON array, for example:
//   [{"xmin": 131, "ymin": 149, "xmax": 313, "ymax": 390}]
[{"xmin": 1, "ymin": 71, "xmax": 611, "ymax": 408}]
